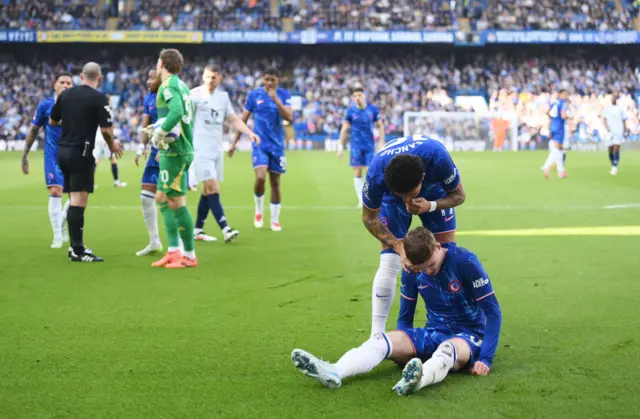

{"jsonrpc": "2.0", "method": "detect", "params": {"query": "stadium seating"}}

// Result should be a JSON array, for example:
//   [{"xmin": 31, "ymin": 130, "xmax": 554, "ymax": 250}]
[
  {"xmin": 3, "ymin": 51, "xmax": 639, "ymax": 146},
  {"xmin": 1, "ymin": 0, "xmax": 635, "ymax": 30}
]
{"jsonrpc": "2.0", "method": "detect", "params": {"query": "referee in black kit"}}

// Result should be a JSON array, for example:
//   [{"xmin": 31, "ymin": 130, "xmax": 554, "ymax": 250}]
[{"xmin": 50, "ymin": 62, "xmax": 122, "ymax": 262}]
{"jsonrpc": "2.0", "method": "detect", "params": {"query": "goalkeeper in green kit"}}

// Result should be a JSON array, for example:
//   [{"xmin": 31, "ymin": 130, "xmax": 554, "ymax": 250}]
[{"xmin": 146, "ymin": 49, "xmax": 198, "ymax": 268}]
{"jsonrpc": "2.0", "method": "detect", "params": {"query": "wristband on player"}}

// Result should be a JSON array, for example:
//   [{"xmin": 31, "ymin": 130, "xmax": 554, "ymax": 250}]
[
  {"xmin": 428, "ymin": 201, "xmax": 438, "ymax": 213},
  {"xmin": 136, "ymin": 143, "xmax": 146, "ymax": 156}
]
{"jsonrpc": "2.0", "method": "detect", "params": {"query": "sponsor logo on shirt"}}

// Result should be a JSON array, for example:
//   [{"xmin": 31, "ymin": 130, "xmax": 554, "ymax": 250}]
[
  {"xmin": 444, "ymin": 168, "xmax": 458, "ymax": 185},
  {"xmin": 257, "ymin": 99, "xmax": 264, "ymax": 105},
  {"xmin": 472, "ymin": 278, "xmax": 489, "ymax": 289}
]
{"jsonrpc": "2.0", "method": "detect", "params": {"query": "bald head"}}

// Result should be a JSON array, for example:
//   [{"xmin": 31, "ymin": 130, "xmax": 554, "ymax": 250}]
[{"xmin": 82, "ymin": 62, "xmax": 102, "ymax": 82}]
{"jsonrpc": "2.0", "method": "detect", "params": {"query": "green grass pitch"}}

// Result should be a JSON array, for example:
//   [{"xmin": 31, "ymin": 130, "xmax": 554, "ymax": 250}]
[{"xmin": 0, "ymin": 150, "xmax": 639, "ymax": 419}]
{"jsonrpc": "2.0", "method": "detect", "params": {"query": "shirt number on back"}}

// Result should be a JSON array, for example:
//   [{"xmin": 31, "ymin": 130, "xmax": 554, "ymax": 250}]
[{"xmin": 183, "ymin": 94, "xmax": 193, "ymax": 125}]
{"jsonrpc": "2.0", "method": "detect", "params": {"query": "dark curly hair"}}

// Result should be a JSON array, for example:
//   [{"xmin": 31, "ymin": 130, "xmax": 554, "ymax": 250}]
[{"xmin": 383, "ymin": 154, "xmax": 425, "ymax": 194}]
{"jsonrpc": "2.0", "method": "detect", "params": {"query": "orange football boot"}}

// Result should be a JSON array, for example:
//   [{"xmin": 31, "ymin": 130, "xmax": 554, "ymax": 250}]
[
  {"xmin": 165, "ymin": 256, "xmax": 198, "ymax": 269},
  {"xmin": 151, "ymin": 250, "xmax": 181, "ymax": 267}
]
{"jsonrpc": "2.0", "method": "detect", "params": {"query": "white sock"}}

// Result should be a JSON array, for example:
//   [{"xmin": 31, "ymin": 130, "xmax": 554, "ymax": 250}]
[
  {"xmin": 371, "ymin": 253, "xmax": 402, "ymax": 336},
  {"xmin": 354, "ymin": 177, "xmax": 364, "ymax": 204},
  {"xmin": 48, "ymin": 196, "xmax": 63, "ymax": 239},
  {"xmin": 417, "ymin": 341, "xmax": 456, "ymax": 390},
  {"xmin": 270, "ymin": 202, "xmax": 281, "ymax": 224},
  {"xmin": 556, "ymin": 149, "xmax": 565, "ymax": 173},
  {"xmin": 254, "ymin": 194, "xmax": 265, "ymax": 214},
  {"xmin": 184, "ymin": 250, "xmax": 196, "ymax": 260},
  {"xmin": 333, "ymin": 333, "xmax": 392, "ymax": 379},
  {"xmin": 140, "ymin": 191, "xmax": 159, "ymax": 243},
  {"xmin": 542, "ymin": 148, "xmax": 557, "ymax": 169}
]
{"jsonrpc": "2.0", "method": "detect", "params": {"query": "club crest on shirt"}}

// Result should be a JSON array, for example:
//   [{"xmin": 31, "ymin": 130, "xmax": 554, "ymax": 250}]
[{"xmin": 448, "ymin": 279, "xmax": 462, "ymax": 293}]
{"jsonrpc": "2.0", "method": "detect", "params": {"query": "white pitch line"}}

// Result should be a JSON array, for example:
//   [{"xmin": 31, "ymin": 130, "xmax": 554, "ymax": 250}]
[
  {"xmin": 0, "ymin": 204, "xmax": 639, "ymax": 211},
  {"xmin": 603, "ymin": 203, "xmax": 640, "ymax": 210}
]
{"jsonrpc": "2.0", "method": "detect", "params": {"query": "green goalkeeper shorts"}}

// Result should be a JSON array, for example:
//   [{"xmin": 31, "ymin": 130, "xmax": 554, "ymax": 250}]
[{"xmin": 158, "ymin": 153, "xmax": 193, "ymax": 197}]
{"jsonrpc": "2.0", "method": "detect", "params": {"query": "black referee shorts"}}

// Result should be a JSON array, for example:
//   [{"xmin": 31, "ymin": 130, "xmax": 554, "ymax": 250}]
[{"xmin": 57, "ymin": 146, "xmax": 96, "ymax": 193}]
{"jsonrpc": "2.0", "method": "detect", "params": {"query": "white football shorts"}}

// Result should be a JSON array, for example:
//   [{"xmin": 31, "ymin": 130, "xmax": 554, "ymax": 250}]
[{"xmin": 194, "ymin": 155, "xmax": 224, "ymax": 182}]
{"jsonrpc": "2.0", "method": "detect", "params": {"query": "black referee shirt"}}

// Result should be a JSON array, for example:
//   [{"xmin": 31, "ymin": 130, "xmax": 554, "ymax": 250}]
[{"xmin": 50, "ymin": 85, "xmax": 112, "ymax": 152}]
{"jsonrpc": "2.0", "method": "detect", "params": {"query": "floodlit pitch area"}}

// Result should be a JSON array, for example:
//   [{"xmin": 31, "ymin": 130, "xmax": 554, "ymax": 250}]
[{"xmin": 1, "ymin": 151, "xmax": 639, "ymax": 418}]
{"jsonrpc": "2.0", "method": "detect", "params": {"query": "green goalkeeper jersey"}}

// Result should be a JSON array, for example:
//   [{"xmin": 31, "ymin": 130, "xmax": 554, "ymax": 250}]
[{"xmin": 156, "ymin": 74, "xmax": 194, "ymax": 156}]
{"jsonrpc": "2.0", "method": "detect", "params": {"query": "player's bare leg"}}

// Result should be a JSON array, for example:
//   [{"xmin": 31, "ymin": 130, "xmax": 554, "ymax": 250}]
[
  {"xmin": 292, "ymin": 331, "xmax": 414, "ymax": 389},
  {"xmin": 198, "ymin": 178, "xmax": 238, "ymax": 243},
  {"xmin": 269, "ymin": 171, "xmax": 282, "ymax": 231},
  {"xmin": 110, "ymin": 154, "xmax": 127, "ymax": 188},
  {"xmin": 353, "ymin": 166, "xmax": 365, "ymax": 208},
  {"xmin": 609, "ymin": 144, "xmax": 620, "ymax": 175},
  {"xmin": 393, "ymin": 337, "xmax": 471, "ymax": 396},
  {"xmin": 48, "ymin": 185, "xmax": 65, "ymax": 248},
  {"xmin": 253, "ymin": 166, "xmax": 267, "ymax": 228},
  {"xmin": 137, "ymin": 183, "xmax": 163, "ymax": 256}
]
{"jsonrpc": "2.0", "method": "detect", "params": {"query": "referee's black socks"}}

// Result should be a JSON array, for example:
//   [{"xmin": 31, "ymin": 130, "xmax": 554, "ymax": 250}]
[{"xmin": 67, "ymin": 206, "xmax": 86, "ymax": 255}]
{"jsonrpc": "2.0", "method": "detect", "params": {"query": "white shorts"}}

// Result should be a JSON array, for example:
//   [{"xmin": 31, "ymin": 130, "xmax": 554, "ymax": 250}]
[
  {"xmin": 194, "ymin": 155, "xmax": 224, "ymax": 182},
  {"xmin": 93, "ymin": 138, "xmax": 111, "ymax": 161},
  {"xmin": 607, "ymin": 133, "xmax": 623, "ymax": 146}
]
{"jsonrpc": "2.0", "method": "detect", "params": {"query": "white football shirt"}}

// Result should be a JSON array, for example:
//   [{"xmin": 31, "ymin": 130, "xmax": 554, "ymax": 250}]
[{"xmin": 191, "ymin": 85, "xmax": 236, "ymax": 158}]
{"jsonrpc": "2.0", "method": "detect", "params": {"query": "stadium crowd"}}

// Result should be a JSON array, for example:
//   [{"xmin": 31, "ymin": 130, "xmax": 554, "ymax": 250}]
[
  {"xmin": 1, "ymin": 0, "xmax": 636, "ymax": 30},
  {"xmin": 3, "ymin": 51, "xmax": 639, "ymax": 149}
]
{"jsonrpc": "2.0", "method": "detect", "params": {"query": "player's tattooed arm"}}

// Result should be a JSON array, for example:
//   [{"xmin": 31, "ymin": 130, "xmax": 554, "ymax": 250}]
[
  {"xmin": 21, "ymin": 125, "xmax": 40, "ymax": 174},
  {"xmin": 362, "ymin": 206, "xmax": 402, "ymax": 252}
]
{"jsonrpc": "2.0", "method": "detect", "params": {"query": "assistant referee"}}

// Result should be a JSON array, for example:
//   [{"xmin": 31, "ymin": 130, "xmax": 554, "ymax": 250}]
[{"xmin": 50, "ymin": 62, "xmax": 122, "ymax": 262}]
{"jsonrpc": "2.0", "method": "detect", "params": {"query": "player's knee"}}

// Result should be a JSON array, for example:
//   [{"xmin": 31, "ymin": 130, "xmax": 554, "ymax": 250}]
[
  {"xmin": 70, "ymin": 192, "xmax": 88, "ymax": 208},
  {"xmin": 386, "ymin": 331, "xmax": 415, "ymax": 364},
  {"xmin": 49, "ymin": 186, "xmax": 63, "ymax": 197},
  {"xmin": 442, "ymin": 338, "xmax": 471, "ymax": 370}
]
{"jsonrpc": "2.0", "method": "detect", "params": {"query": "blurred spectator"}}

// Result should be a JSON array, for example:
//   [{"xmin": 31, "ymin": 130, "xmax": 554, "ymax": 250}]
[{"xmin": 1, "ymin": 51, "xmax": 638, "ymax": 145}]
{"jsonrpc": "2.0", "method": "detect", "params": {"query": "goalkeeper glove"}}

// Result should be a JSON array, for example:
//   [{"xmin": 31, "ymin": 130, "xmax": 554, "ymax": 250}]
[{"xmin": 151, "ymin": 128, "xmax": 169, "ymax": 150}]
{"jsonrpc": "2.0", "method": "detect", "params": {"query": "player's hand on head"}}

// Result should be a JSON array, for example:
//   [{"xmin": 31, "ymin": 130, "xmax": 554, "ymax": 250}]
[{"xmin": 471, "ymin": 361, "xmax": 490, "ymax": 376}]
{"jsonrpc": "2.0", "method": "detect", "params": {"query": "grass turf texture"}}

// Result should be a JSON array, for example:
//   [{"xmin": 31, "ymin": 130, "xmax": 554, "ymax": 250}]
[{"xmin": 1, "ymin": 151, "xmax": 639, "ymax": 419}]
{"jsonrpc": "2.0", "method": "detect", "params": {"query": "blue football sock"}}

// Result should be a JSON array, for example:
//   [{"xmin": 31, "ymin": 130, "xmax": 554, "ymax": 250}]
[
  {"xmin": 195, "ymin": 194, "xmax": 208, "ymax": 229},
  {"xmin": 613, "ymin": 150, "xmax": 620, "ymax": 167},
  {"xmin": 111, "ymin": 163, "xmax": 119, "ymax": 181},
  {"xmin": 208, "ymin": 193, "xmax": 228, "ymax": 231},
  {"xmin": 608, "ymin": 150, "xmax": 614, "ymax": 165}
]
